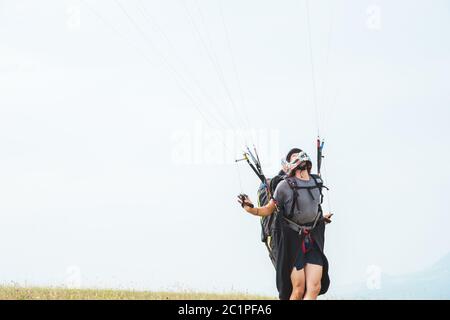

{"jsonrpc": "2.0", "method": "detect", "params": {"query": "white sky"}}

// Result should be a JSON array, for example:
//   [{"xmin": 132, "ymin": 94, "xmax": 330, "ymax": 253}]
[{"xmin": 0, "ymin": 0, "xmax": 449, "ymax": 296}]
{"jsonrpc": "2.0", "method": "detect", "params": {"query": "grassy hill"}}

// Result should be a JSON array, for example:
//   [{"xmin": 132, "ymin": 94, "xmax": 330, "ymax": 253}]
[{"xmin": 0, "ymin": 286, "xmax": 275, "ymax": 300}]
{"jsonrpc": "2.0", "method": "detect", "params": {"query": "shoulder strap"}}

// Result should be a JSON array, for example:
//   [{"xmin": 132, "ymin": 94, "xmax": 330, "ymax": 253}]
[
  {"xmin": 269, "ymin": 174, "xmax": 285, "ymax": 195},
  {"xmin": 310, "ymin": 174, "xmax": 321, "ymax": 197},
  {"xmin": 285, "ymin": 177, "xmax": 299, "ymax": 218},
  {"xmin": 310, "ymin": 174, "xmax": 327, "ymax": 204},
  {"xmin": 309, "ymin": 174, "xmax": 322, "ymax": 187},
  {"xmin": 285, "ymin": 177, "xmax": 295, "ymax": 188}
]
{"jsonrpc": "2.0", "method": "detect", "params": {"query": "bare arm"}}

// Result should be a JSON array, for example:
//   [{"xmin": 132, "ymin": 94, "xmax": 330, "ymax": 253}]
[
  {"xmin": 246, "ymin": 199, "xmax": 277, "ymax": 217},
  {"xmin": 237, "ymin": 195, "xmax": 277, "ymax": 217}
]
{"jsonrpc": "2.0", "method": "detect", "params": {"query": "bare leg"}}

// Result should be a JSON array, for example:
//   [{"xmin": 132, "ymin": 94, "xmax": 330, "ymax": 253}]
[
  {"xmin": 303, "ymin": 263, "xmax": 323, "ymax": 300},
  {"xmin": 289, "ymin": 267, "xmax": 306, "ymax": 300}
]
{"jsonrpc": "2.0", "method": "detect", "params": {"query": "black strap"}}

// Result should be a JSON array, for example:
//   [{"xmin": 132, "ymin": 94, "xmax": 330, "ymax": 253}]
[
  {"xmin": 310, "ymin": 174, "xmax": 322, "ymax": 204},
  {"xmin": 286, "ymin": 178, "xmax": 299, "ymax": 218},
  {"xmin": 310, "ymin": 174, "xmax": 330, "ymax": 204}
]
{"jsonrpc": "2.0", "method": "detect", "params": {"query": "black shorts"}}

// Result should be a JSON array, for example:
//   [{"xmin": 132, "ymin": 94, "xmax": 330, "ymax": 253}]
[{"xmin": 294, "ymin": 241, "xmax": 323, "ymax": 270}]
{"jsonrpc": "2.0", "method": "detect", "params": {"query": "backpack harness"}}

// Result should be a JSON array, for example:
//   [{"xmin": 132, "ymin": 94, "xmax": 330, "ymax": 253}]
[{"xmin": 283, "ymin": 174, "xmax": 328, "ymax": 253}]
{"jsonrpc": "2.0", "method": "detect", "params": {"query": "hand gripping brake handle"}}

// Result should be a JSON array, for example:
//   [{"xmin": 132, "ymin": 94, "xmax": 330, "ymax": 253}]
[{"xmin": 237, "ymin": 194, "xmax": 254, "ymax": 208}]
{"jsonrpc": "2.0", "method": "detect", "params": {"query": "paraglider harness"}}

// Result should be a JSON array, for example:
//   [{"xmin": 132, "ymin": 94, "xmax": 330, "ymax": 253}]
[
  {"xmin": 283, "ymin": 173, "xmax": 326, "ymax": 254},
  {"xmin": 237, "ymin": 139, "xmax": 328, "ymax": 266}
]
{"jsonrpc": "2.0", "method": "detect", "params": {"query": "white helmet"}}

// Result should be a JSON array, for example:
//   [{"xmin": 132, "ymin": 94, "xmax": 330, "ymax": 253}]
[{"xmin": 282, "ymin": 151, "xmax": 312, "ymax": 174}]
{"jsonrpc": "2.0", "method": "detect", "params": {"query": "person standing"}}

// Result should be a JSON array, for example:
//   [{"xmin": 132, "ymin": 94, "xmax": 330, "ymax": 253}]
[{"xmin": 238, "ymin": 149, "xmax": 332, "ymax": 300}]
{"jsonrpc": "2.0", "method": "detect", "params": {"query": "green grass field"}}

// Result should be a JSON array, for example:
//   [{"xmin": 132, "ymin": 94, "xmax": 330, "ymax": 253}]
[{"xmin": 0, "ymin": 286, "xmax": 275, "ymax": 300}]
